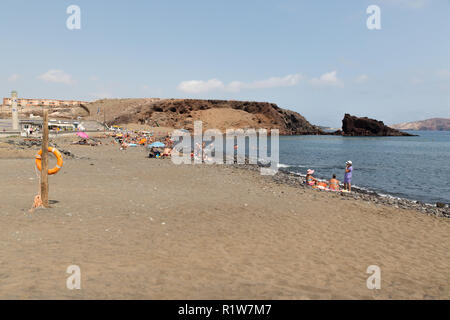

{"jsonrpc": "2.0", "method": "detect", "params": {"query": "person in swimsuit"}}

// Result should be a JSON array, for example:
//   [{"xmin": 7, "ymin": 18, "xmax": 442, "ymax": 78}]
[
  {"xmin": 344, "ymin": 161, "xmax": 353, "ymax": 192},
  {"xmin": 306, "ymin": 169, "xmax": 318, "ymax": 186},
  {"xmin": 329, "ymin": 174, "xmax": 340, "ymax": 191}
]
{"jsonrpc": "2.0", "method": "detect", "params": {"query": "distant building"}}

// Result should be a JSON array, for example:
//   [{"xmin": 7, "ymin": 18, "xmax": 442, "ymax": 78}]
[
  {"xmin": 2, "ymin": 98, "xmax": 88, "ymax": 107},
  {"xmin": 0, "ymin": 118, "xmax": 80, "ymax": 133}
]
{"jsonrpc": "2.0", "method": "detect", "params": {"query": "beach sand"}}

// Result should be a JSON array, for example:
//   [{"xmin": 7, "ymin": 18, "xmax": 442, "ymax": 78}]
[{"xmin": 0, "ymin": 136, "xmax": 448, "ymax": 299}]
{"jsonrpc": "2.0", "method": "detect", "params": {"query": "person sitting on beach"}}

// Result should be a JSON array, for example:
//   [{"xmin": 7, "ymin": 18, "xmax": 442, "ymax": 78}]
[
  {"xmin": 121, "ymin": 142, "xmax": 128, "ymax": 150},
  {"xmin": 148, "ymin": 147, "xmax": 160, "ymax": 158},
  {"xmin": 306, "ymin": 169, "xmax": 318, "ymax": 186},
  {"xmin": 329, "ymin": 174, "xmax": 340, "ymax": 191},
  {"xmin": 344, "ymin": 161, "xmax": 353, "ymax": 192},
  {"xmin": 162, "ymin": 147, "xmax": 172, "ymax": 157}
]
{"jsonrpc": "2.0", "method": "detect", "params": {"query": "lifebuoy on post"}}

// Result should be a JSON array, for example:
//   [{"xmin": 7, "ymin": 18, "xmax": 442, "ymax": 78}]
[{"xmin": 35, "ymin": 147, "xmax": 64, "ymax": 175}]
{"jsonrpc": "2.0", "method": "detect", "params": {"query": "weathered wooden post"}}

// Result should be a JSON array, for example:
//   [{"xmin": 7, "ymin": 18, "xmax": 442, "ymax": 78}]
[
  {"xmin": 41, "ymin": 110, "xmax": 49, "ymax": 208},
  {"xmin": 104, "ymin": 107, "xmax": 106, "ymax": 133}
]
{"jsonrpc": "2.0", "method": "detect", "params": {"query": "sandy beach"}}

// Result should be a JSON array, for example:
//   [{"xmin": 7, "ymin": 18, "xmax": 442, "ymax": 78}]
[{"xmin": 0, "ymin": 135, "xmax": 449, "ymax": 299}]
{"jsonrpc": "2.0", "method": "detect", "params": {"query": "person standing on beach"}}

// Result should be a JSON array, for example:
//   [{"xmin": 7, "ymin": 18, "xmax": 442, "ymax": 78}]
[{"xmin": 344, "ymin": 161, "xmax": 353, "ymax": 192}]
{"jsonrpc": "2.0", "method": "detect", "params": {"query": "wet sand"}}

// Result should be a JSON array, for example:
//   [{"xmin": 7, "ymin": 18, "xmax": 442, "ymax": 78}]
[{"xmin": 0, "ymin": 136, "xmax": 449, "ymax": 299}]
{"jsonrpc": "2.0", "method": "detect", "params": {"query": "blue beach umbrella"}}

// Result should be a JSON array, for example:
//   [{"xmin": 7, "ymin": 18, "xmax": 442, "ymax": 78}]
[{"xmin": 147, "ymin": 141, "xmax": 165, "ymax": 148}]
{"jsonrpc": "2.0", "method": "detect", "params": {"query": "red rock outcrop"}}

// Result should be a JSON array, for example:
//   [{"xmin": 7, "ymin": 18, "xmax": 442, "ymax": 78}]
[{"xmin": 336, "ymin": 114, "xmax": 414, "ymax": 136}]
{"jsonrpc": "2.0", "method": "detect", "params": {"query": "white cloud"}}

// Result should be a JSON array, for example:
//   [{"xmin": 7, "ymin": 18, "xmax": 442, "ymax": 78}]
[
  {"xmin": 177, "ymin": 79, "xmax": 224, "ymax": 94},
  {"xmin": 8, "ymin": 74, "xmax": 20, "ymax": 82},
  {"xmin": 243, "ymin": 74, "xmax": 303, "ymax": 90},
  {"xmin": 355, "ymin": 74, "xmax": 368, "ymax": 84},
  {"xmin": 177, "ymin": 74, "xmax": 303, "ymax": 94},
  {"xmin": 410, "ymin": 76, "xmax": 424, "ymax": 85},
  {"xmin": 141, "ymin": 85, "xmax": 164, "ymax": 96},
  {"xmin": 310, "ymin": 71, "xmax": 343, "ymax": 87},
  {"xmin": 37, "ymin": 69, "xmax": 73, "ymax": 85},
  {"xmin": 437, "ymin": 69, "xmax": 450, "ymax": 78}
]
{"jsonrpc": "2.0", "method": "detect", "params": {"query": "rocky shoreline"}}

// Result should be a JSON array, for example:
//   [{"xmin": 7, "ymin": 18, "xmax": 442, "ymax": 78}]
[{"xmin": 230, "ymin": 163, "xmax": 450, "ymax": 218}]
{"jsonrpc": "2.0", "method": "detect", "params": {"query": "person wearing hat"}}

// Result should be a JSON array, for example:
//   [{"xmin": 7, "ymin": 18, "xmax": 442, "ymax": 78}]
[
  {"xmin": 306, "ymin": 169, "xmax": 318, "ymax": 186},
  {"xmin": 344, "ymin": 161, "xmax": 353, "ymax": 192}
]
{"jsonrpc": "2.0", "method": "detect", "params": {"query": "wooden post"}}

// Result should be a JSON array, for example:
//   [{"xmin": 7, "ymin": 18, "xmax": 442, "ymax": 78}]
[
  {"xmin": 41, "ymin": 110, "xmax": 49, "ymax": 208},
  {"xmin": 104, "ymin": 107, "xmax": 106, "ymax": 133}
]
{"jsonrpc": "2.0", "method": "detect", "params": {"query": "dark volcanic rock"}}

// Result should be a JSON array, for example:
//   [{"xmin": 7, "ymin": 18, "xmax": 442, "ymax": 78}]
[
  {"xmin": 338, "ymin": 114, "xmax": 414, "ymax": 136},
  {"xmin": 436, "ymin": 202, "xmax": 446, "ymax": 208}
]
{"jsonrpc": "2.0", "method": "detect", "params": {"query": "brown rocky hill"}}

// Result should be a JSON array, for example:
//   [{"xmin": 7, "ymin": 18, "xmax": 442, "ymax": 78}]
[
  {"xmin": 85, "ymin": 99, "xmax": 324, "ymax": 135},
  {"xmin": 335, "ymin": 114, "xmax": 414, "ymax": 136},
  {"xmin": 391, "ymin": 118, "xmax": 450, "ymax": 131}
]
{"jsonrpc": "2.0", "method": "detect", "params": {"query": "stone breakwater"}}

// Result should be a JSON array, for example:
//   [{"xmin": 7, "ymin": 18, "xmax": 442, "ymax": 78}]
[{"xmin": 230, "ymin": 163, "xmax": 450, "ymax": 219}]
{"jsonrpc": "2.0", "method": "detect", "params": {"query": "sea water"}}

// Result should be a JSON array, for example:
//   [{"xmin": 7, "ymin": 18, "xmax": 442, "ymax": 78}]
[{"xmin": 278, "ymin": 131, "xmax": 450, "ymax": 204}]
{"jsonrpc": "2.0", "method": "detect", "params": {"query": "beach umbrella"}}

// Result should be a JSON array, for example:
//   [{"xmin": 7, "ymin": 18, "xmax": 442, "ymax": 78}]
[
  {"xmin": 76, "ymin": 131, "xmax": 89, "ymax": 139},
  {"xmin": 147, "ymin": 141, "xmax": 165, "ymax": 148}
]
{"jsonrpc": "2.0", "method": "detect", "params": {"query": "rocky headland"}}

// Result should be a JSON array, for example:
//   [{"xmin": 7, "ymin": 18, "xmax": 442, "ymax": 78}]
[
  {"xmin": 391, "ymin": 118, "xmax": 450, "ymax": 131},
  {"xmin": 334, "ymin": 114, "xmax": 414, "ymax": 136},
  {"xmin": 85, "ymin": 99, "xmax": 325, "ymax": 135}
]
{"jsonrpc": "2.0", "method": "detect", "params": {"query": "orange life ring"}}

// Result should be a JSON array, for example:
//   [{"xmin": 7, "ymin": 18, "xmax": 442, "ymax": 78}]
[{"xmin": 35, "ymin": 147, "xmax": 64, "ymax": 175}]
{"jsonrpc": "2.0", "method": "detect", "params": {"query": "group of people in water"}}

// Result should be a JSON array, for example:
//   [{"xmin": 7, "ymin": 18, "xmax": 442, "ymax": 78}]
[{"xmin": 305, "ymin": 160, "xmax": 353, "ymax": 192}]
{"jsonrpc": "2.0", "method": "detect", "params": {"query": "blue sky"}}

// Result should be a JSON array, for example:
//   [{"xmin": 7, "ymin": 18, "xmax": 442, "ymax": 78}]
[{"xmin": 1, "ymin": 0, "xmax": 449, "ymax": 127}]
